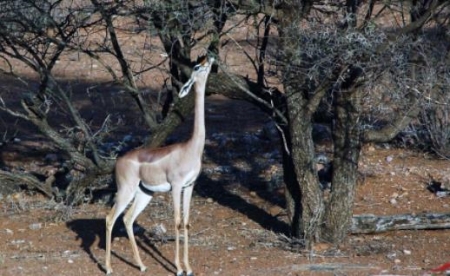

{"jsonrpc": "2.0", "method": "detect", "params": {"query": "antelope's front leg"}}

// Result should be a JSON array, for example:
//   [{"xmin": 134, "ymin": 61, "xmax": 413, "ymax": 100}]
[
  {"xmin": 182, "ymin": 185, "xmax": 195, "ymax": 276},
  {"xmin": 172, "ymin": 187, "xmax": 184, "ymax": 276}
]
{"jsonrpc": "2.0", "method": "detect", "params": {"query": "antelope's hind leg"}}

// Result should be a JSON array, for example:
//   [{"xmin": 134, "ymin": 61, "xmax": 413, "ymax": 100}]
[
  {"xmin": 105, "ymin": 190, "xmax": 136, "ymax": 274},
  {"xmin": 123, "ymin": 189, "xmax": 153, "ymax": 272}
]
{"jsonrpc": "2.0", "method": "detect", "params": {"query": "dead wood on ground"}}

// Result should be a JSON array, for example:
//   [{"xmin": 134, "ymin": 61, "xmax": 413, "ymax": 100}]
[{"xmin": 352, "ymin": 213, "xmax": 450, "ymax": 234}]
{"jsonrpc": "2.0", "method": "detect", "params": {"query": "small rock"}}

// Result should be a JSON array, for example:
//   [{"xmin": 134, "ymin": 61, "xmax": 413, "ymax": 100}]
[
  {"xmin": 5, "ymin": 229, "xmax": 13, "ymax": 235},
  {"xmin": 206, "ymin": 198, "xmax": 214, "ymax": 204},
  {"xmin": 149, "ymin": 224, "xmax": 167, "ymax": 238},
  {"xmin": 386, "ymin": 156, "xmax": 394, "ymax": 163},
  {"xmin": 68, "ymin": 53, "xmax": 80, "ymax": 61},
  {"xmin": 436, "ymin": 191, "xmax": 450, "ymax": 198},
  {"xmin": 249, "ymin": 191, "xmax": 257, "ymax": 197},
  {"xmin": 403, "ymin": 249, "xmax": 411, "ymax": 255},
  {"xmin": 29, "ymin": 223, "xmax": 42, "ymax": 230},
  {"xmin": 386, "ymin": 252, "xmax": 396, "ymax": 259},
  {"xmin": 389, "ymin": 198, "xmax": 398, "ymax": 205},
  {"xmin": 227, "ymin": 246, "xmax": 236, "ymax": 251},
  {"xmin": 250, "ymin": 257, "xmax": 257, "ymax": 260},
  {"xmin": 11, "ymin": 240, "xmax": 25, "ymax": 244},
  {"xmin": 394, "ymin": 259, "xmax": 401, "ymax": 264}
]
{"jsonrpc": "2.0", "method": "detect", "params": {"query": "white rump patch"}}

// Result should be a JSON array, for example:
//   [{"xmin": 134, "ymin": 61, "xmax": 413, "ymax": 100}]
[{"xmin": 140, "ymin": 182, "xmax": 172, "ymax": 193}]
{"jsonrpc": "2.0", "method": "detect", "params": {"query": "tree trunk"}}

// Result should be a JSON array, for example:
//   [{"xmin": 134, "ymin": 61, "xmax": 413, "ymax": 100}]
[
  {"xmin": 284, "ymin": 80, "xmax": 324, "ymax": 245},
  {"xmin": 146, "ymin": 89, "xmax": 196, "ymax": 147},
  {"xmin": 277, "ymin": 2, "xmax": 324, "ymax": 245},
  {"xmin": 323, "ymin": 84, "xmax": 362, "ymax": 243},
  {"xmin": 280, "ymin": 126, "xmax": 302, "ymax": 237}
]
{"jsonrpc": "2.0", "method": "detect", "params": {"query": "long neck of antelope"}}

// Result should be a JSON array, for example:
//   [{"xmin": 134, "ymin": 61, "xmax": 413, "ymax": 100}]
[{"xmin": 188, "ymin": 82, "xmax": 206, "ymax": 155}]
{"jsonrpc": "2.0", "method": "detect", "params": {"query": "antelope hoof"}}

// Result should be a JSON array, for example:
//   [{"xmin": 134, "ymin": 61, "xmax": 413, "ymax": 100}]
[
  {"xmin": 140, "ymin": 266, "xmax": 148, "ymax": 272},
  {"xmin": 106, "ymin": 268, "xmax": 113, "ymax": 275},
  {"xmin": 187, "ymin": 273, "xmax": 194, "ymax": 276},
  {"xmin": 176, "ymin": 272, "xmax": 184, "ymax": 276}
]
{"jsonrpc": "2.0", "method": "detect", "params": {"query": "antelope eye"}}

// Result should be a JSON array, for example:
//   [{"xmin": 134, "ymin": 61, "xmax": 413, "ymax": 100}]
[{"xmin": 193, "ymin": 65, "xmax": 201, "ymax": 71}]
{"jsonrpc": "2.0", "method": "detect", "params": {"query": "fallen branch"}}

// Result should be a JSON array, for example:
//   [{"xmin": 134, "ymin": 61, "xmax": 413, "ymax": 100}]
[
  {"xmin": 0, "ymin": 170, "xmax": 53, "ymax": 198},
  {"xmin": 351, "ymin": 213, "xmax": 450, "ymax": 234}
]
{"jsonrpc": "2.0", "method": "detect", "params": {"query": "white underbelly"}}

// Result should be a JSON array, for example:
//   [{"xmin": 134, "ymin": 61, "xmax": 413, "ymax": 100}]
[
  {"xmin": 140, "ymin": 182, "xmax": 172, "ymax": 193},
  {"xmin": 139, "ymin": 169, "xmax": 200, "ymax": 194}
]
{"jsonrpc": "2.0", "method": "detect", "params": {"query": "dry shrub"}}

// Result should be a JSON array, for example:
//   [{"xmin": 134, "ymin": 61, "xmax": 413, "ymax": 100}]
[{"xmin": 421, "ymin": 87, "xmax": 450, "ymax": 158}]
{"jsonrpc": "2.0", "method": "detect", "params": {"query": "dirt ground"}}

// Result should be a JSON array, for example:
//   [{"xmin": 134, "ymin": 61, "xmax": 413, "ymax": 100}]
[
  {"xmin": 2, "ymin": 96, "xmax": 450, "ymax": 276},
  {"xmin": 1, "ymin": 18, "xmax": 450, "ymax": 276}
]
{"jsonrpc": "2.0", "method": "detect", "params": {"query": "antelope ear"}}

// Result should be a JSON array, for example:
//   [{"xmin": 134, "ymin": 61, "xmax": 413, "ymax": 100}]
[{"xmin": 179, "ymin": 78, "xmax": 194, "ymax": 98}]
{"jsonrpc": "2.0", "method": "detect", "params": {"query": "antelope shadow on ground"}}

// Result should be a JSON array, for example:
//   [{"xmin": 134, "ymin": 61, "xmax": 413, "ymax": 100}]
[{"xmin": 66, "ymin": 217, "xmax": 176, "ymax": 274}]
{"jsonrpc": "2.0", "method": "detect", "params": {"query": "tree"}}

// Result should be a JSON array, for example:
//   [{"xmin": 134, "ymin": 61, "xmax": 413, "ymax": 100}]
[
  {"xmin": 0, "ymin": 0, "xmax": 272, "ymax": 204},
  {"xmin": 0, "ymin": 0, "xmax": 112, "ymax": 202},
  {"xmin": 0, "ymin": 0, "xmax": 449, "ymax": 249},
  {"xmin": 272, "ymin": 0, "xmax": 450, "ymax": 245}
]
